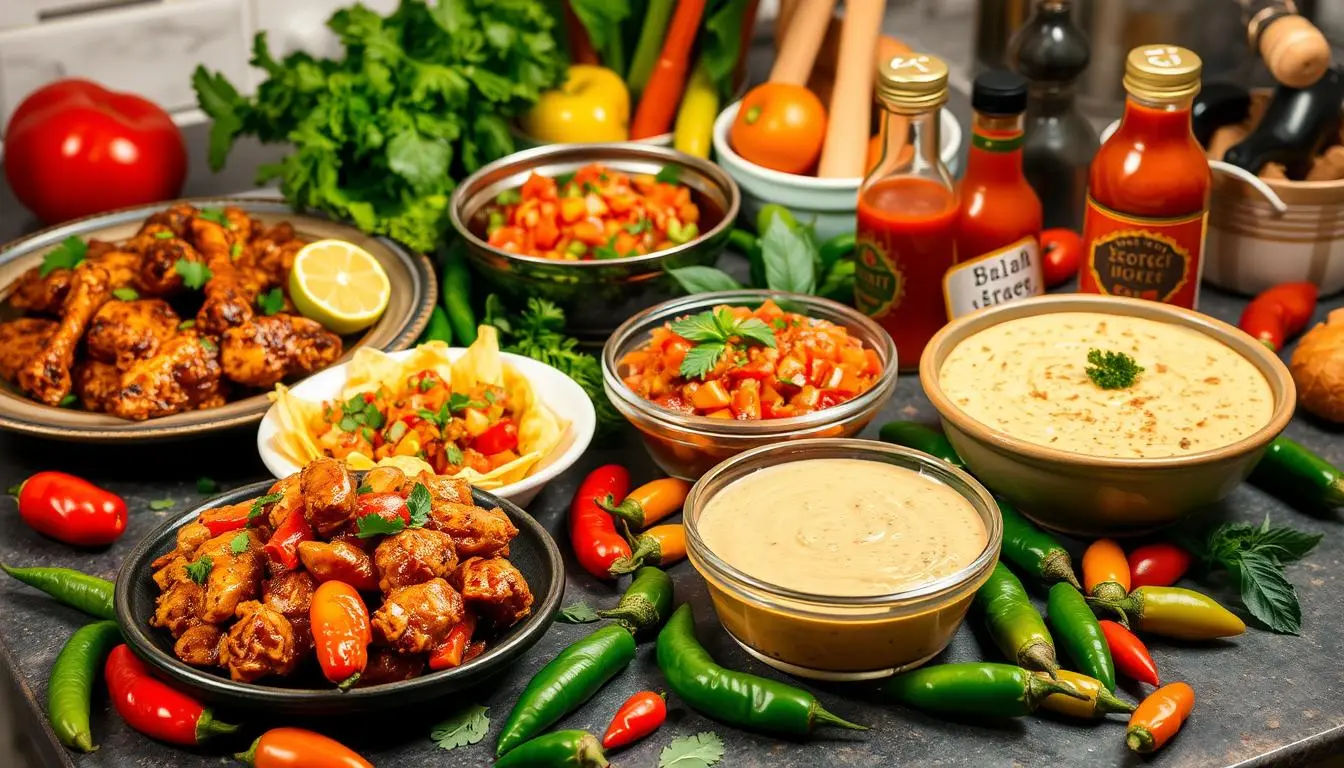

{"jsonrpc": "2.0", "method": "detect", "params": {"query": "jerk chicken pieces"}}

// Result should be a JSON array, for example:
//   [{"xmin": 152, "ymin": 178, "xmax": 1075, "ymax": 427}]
[
  {"xmin": 148, "ymin": 461, "xmax": 532, "ymax": 685},
  {"xmin": 0, "ymin": 204, "xmax": 343, "ymax": 417}
]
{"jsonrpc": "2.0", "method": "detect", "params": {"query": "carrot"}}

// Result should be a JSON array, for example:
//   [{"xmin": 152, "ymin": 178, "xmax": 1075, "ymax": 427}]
[
  {"xmin": 817, "ymin": 0, "xmax": 884, "ymax": 177},
  {"xmin": 629, "ymin": 0, "xmax": 708, "ymax": 139},
  {"xmin": 768, "ymin": 0, "xmax": 839, "ymax": 86},
  {"xmin": 563, "ymin": 1, "xmax": 598, "ymax": 65}
]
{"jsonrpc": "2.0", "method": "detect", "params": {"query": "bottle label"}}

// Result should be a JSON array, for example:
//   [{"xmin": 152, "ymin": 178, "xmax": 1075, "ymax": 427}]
[
  {"xmin": 1079, "ymin": 196, "xmax": 1207, "ymax": 308},
  {"xmin": 942, "ymin": 235, "xmax": 1043, "ymax": 319},
  {"xmin": 854, "ymin": 238, "xmax": 906, "ymax": 318}
]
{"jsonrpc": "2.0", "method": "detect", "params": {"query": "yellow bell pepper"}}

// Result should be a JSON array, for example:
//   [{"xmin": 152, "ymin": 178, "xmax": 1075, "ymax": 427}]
[
  {"xmin": 521, "ymin": 65, "xmax": 629, "ymax": 144},
  {"xmin": 673, "ymin": 63, "xmax": 719, "ymax": 158}
]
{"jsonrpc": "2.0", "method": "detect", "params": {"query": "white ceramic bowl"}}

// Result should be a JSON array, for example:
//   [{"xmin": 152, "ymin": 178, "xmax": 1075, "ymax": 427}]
[
  {"xmin": 257, "ymin": 348, "xmax": 596, "ymax": 508},
  {"xmin": 712, "ymin": 101, "xmax": 964, "ymax": 242}
]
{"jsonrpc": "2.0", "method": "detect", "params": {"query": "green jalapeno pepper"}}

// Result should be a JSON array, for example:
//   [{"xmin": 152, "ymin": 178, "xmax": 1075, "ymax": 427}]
[
  {"xmin": 49, "ymin": 621, "xmax": 121, "ymax": 751},
  {"xmin": 881, "ymin": 662, "xmax": 1084, "ymax": 718},
  {"xmin": 597, "ymin": 566, "xmax": 673, "ymax": 638},
  {"xmin": 2, "ymin": 565, "xmax": 115, "ymax": 620},
  {"xmin": 494, "ymin": 730, "xmax": 608, "ymax": 768},
  {"xmin": 975, "ymin": 562, "xmax": 1058, "ymax": 676},
  {"xmin": 877, "ymin": 421, "xmax": 966, "ymax": 467},
  {"xmin": 818, "ymin": 232, "xmax": 856, "ymax": 272},
  {"xmin": 495, "ymin": 626, "xmax": 636, "ymax": 757},
  {"xmin": 1088, "ymin": 586, "xmax": 1245, "ymax": 640},
  {"xmin": 440, "ymin": 240, "xmax": 476, "ymax": 346},
  {"xmin": 656, "ymin": 604, "xmax": 865, "ymax": 736},
  {"xmin": 1047, "ymin": 583, "xmax": 1116, "ymax": 691},
  {"xmin": 1249, "ymin": 436, "xmax": 1344, "ymax": 511},
  {"xmin": 418, "ymin": 306, "xmax": 453, "ymax": 345}
]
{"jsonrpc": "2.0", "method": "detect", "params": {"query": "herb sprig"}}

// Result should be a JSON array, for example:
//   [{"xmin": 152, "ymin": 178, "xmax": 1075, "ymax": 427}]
[
  {"xmin": 670, "ymin": 308, "xmax": 776, "ymax": 380},
  {"xmin": 41, "ymin": 237, "xmax": 88, "ymax": 277},
  {"xmin": 1085, "ymin": 348, "xmax": 1144, "ymax": 390}
]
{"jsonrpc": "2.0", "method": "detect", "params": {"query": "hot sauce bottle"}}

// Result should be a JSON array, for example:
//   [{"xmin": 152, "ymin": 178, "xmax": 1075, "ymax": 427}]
[
  {"xmin": 946, "ymin": 71, "xmax": 1043, "ymax": 319},
  {"xmin": 855, "ymin": 53, "xmax": 957, "ymax": 372},
  {"xmin": 1078, "ymin": 45, "xmax": 1211, "ymax": 309}
]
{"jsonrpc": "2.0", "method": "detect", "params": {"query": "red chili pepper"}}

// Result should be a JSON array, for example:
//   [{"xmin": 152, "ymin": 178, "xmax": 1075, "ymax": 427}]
[
  {"xmin": 105, "ymin": 645, "xmax": 236, "ymax": 745},
  {"xmin": 197, "ymin": 503, "xmax": 251, "ymax": 536},
  {"xmin": 264, "ymin": 507, "xmax": 314, "ymax": 571},
  {"xmin": 1129, "ymin": 543, "xmax": 1192, "ymax": 589},
  {"xmin": 14, "ymin": 471, "xmax": 126, "ymax": 546},
  {"xmin": 310, "ymin": 581, "xmax": 371, "ymax": 688},
  {"xmin": 354, "ymin": 492, "xmax": 408, "ymax": 524},
  {"xmin": 602, "ymin": 690, "xmax": 667, "ymax": 750},
  {"xmin": 237, "ymin": 727, "xmax": 372, "ymax": 768},
  {"xmin": 1099, "ymin": 619, "xmax": 1160, "ymax": 687},
  {"xmin": 428, "ymin": 613, "xmax": 477, "ymax": 670},
  {"xmin": 1239, "ymin": 282, "xmax": 1319, "ymax": 352},
  {"xmin": 569, "ymin": 465, "xmax": 632, "ymax": 580},
  {"xmin": 472, "ymin": 419, "xmax": 519, "ymax": 455}
]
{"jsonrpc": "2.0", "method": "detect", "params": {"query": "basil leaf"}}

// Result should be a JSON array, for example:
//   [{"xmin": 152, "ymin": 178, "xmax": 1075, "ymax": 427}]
[
  {"xmin": 665, "ymin": 266, "xmax": 742, "ymax": 295},
  {"xmin": 668, "ymin": 310, "xmax": 724, "ymax": 343},
  {"xmin": 1234, "ymin": 552, "xmax": 1302, "ymax": 635},
  {"xmin": 1250, "ymin": 522, "xmax": 1323, "ymax": 563},
  {"xmin": 759, "ymin": 215, "xmax": 817, "ymax": 294},
  {"xmin": 679, "ymin": 342, "xmax": 724, "ymax": 380}
]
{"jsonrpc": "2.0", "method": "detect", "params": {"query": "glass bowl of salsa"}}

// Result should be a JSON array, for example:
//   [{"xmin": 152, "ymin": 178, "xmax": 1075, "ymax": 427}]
[{"xmin": 602, "ymin": 290, "xmax": 898, "ymax": 479}]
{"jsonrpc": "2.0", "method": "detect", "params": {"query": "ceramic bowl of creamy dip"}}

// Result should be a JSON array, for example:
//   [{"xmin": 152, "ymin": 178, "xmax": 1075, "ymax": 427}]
[
  {"xmin": 684, "ymin": 438, "xmax": 1002, "ymax": 681},
  {"xmin": 920, "ymin": 294, "xmax": 1296, "ymax": 537}
]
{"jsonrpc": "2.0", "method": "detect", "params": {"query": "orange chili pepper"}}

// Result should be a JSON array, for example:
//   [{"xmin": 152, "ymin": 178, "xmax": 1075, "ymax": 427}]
[
  {"xmin": 237, "ymin": 727, "xmax": 372, "ymax": 768},
  {"xmin": 310, "ymin": 581, "xmax": 371, "ymax": 688},
  {"xmin": 609, "ymin": 524, "xmax": 686, "ymax": 576},
  {"xmin": 599, "ymin": 478, "xmax": 691, "ymax": 529},
  {"xmin": 1127, "ymin": 682, "xmax": 1195, "ymax": 754},
  {"xmin": 1083, "ymin": 539, "xmax": 1130, "ymax": 602}
]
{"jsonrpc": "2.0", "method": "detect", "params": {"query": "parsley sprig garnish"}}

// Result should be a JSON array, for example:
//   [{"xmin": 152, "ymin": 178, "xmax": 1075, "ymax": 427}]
[
  {"xmin": 41, "ymin": 237, "xmax": 87, "ymax": 277},
  {"xmin": 338, "ymin": 393, "xmax": 385, "ymax": 433},
  {"xmin": 248, "ymin": 492, "xmax": 284, "ymax": 520},
  {"xmin": 670, "ymin": 308, "xmax": 777, "ymax": 380},
  {"xmin": 174, "ymin": 259, "xmax": 213, "ymax": 290},
  {"xmin": 1084, "ymin": 348, "xmax": 1144, "ymax": 390},
  {"xmin": 355, "ymin": 482, "xmax": 431, "ymax": 538},
  {"xmin": 185, "ymin": 556, "xmax": 213, "ymax": 585}
]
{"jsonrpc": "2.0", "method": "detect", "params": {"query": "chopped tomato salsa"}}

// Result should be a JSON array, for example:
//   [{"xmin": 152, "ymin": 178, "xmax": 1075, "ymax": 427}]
[
  {"xmin": 482, "ymin": 163, "xmax": 701, "ymax": 260},
  {"xmin": 619, "ymin": 301, "xmax": 884, "ymax": 420}
]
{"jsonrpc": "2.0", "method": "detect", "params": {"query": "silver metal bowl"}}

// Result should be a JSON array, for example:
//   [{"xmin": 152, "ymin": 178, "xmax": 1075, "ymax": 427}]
[{"xmin": 449, "ymin": 143, "xmax": 740, "ymax": 340}]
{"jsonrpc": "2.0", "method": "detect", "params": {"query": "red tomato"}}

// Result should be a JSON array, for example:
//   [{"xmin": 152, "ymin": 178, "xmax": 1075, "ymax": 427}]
[
  {"xmin": 1040, "ymin": 228, "xmax": 1084, "ymax": 288},
  {"xmin": 472, "ymin": 419, "xmax": 519, "ymax": 455},
  {"xmin": 353, "ymin": 493, "xmax": 409, "ymax": 525},
  {"xmin": 4, "ymin": 79, "xmax": 187, "ymax": 224}
]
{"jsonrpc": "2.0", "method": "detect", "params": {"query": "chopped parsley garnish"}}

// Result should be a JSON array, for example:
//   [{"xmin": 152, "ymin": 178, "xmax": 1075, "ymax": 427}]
[
  {"xmin": 494, "ymin": 189, "xmax": 522, "ymax": 206},
  {"xmin": 360, "ymin": 426, "xmax": 375, "ymax": 443},
  {"xmin": 197, "ymin": 208, "xmax": 232, "ymax": 228},
  {"xmin": 178, "ymin": 320, "xmax": 196, "ymax": 330},
  {"xmin": 624, "ymin": 216, "xmax": 650, "ymax": 236},
  {"xmin": 197, "ymin": 476, "xmax": 218, "ymax": 494},
  {"xmin": 581, "ymin": 181, "xmax": 600, "ymax": 196},
  {"xmin": 148, "ymin": 498, "xmax": 176, "ymax": 511},
  {"xmin": 112, "ymin": 287, "xmax": 139, "ymax": 302},
  {"xmin": 484, "ymin": 389, "xmax": 497, "ymax": 404},
  {"xmin": 40, "ymin": 237, "xmax": 87, "ymax": 277},
  {"xmin": 58, "ymin": 394, "xmax": 78, "ymax": 408},
  {"xmin": 670, "ymin": 308, "xmax": 777, "ymax": 380},
  {"xmin": 553, "ymin": 171, "xmax": 577, "ymax": 188},
  {"xmin": 418, "ymin": 377, "xmax": 436, "ymax": 392},
  {"xmin": 256, "ymin": 287, "xmax": 285, "ymax": 316},
  {"xmin": 153, "ymin": 230, "xmax": 175, "ymax": 240},
  {"xmin": 230, "ymin": 242, "xmax": 243, "ymax": 260},
  {"xmin": 356, "ymin": 483, "xmax": 373, "ymax": 494},
  {"xmin": 354, "ymin": 483, "xmax": 430, "ymax": 538},
  {"xmin": 445, "ymin": 443, "xmax": 464, "ymax": 466},
  {"xmin": 338, "ymin": 393, "xmax": 384, "ymax": 433},
  {"xmin": 185, "ymin": 556, "xmax": 213, "ymax": 584},
  {"xmin": 229, "ymin": 532, "xmax": 250, "ymax": 554},
  {"xmin": 175, "ymin": 259, "xmax": 213, "ymax": 289},
  {"xmin": 198, "ymin": 337, "xmax": 218, "ymax": 353},
  {"xmin": 654, "ymin": 165, "xmax": 681, "ymax": 185},
  {"xmin": 448, "ymin": 392, "xmax": 486, "ymax": 413},
  {"xmin": 406, "ymin": 482, "xmax": 431, "ymax": 527},
  {"xmin": 249, "ymin": 492, "xmax": 284, "ymax": 519},
  {"xmin": 593, "ymin": 235, "xmax": 622, "ymax": 260},
  {"xmin": 1085, "ymin": 348, "xmax": 1144, "ymax": 390}
]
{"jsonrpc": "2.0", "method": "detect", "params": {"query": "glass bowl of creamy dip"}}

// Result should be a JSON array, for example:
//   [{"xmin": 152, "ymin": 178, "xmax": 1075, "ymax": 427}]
[
  {"xmin": 603, "ymin": 290, "xmax": 898, "ymax": 480},
  {"xmin": 684, "ymin": 438, "xmax": 1003, "ymax": 681},
  {"xmin": 921, "ymin": 294, "xmax": 1296, "ymax": 537}
]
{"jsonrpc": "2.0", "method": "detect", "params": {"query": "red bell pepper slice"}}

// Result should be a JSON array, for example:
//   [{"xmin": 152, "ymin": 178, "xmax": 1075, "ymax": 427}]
[{"xmin": 264, "ymin": 507, "xmax": 313, "ymax": 571}]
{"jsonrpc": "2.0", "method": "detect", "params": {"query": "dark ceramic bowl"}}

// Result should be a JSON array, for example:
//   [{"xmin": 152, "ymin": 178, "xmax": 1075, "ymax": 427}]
[{"xmin": 114, "ymin": 479, "xmax": 564, "ymax": 716}]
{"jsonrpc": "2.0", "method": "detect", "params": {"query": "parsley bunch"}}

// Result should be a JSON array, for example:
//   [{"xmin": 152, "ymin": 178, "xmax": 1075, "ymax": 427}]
[
  {"xmin": 669, "ymin": 308, "xmax": 776, "ymax": 380},
  {"xmin": 192, "ymin": 0, "xmax": 567, "ymax": 254},
  {"xmin": 1084, "ymin": 348, "xmax": 1144, "ymax": 390}
]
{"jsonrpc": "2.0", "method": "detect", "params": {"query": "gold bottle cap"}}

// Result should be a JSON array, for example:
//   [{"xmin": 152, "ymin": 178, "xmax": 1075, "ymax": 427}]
[
  {"xmin": 1123, "ymin": 45, "xmax": 1202, "ymax": 102},
  {"xmin": 876, "ymin": 53, "xmax": 950, "ymax": 112}
]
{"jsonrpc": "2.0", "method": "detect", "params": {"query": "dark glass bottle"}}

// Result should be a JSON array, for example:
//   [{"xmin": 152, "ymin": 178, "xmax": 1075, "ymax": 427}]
[
  {"xmin": 1008, "ymin": 0, "xmax": 1097, "ymax": 232},
  {"xmin": 1225, "ymin": 67, "xmax": 1344, "ymax": 178}
]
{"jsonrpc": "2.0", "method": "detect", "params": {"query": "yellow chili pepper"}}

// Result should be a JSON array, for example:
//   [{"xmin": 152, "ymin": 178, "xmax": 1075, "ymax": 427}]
[
  {"xmin": 1039, "ymin": 670, "xmax": 1136, "ymax": 719},
  {"xmin": 1089, "ymin": 586, "xmax": 1245, "ymax": 640},
  {"xmin": 673, "ymin": 62, "xmax": 719, "ymax": 159}
]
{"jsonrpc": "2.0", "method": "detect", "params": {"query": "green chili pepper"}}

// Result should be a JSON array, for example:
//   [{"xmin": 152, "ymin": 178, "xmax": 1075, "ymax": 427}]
[
  {"xmin": 495, "ymin": 625, "xmax": 636, "ymax": 757},
  {"xmin": 727, "ymin": 228, "xmax": 765, "ymax": 288},
  {"xmin": 1249, "ymin": 436, "xmax": 1344, "ymax": 511},
  {"xmin": 656, "ymin": 604, "xmax": 865, "ymax": 736},
  {"xmin": 49, "ymin": 621, "xmax": 121, "ymax": 751},
  {"xmin": 998, "ymin": 500, "xmax": 1082, "ymax": 589},
  {"xmin": 1047, "ymin": 583, "xmax": 1115, "ymax": 691},
  {"xmin": 877, "ymin": 421, "xmax": 965, "ymax": 467},
  {"xmin": 975, "ymin": 563, "xmax": 1058, "ymax": 676},
  {"xmin": 494, "ymin": 730, "xmax": 608, "ymax": 767},
  {"xmin": 418, "ymin": 306, "xmax": 453, "ymax": 346},
  {"xmin": 881, "ymin": 662, "xmax": 1085, "ymax": 717},
  {"xmin": 597, "ymin": 566, "xmax": 673, "ymax": 638},
  {"xmin": 440, "ymin": 240, "xmax": 476, "ymax": 346},
  {"xmin": 2, "ymin": 565, "xmax": 114, "ymax": 620},
  {"xmin": 817, "ymin": 259, "xmax": 855, "ymax": 303},
  {"xmin": 1088, "ymin": 586, "xmax": 1246, "ymax": 640},
  {"xmin": 818, "ymin": 232, "xmax": 856, "ymax": 272}
]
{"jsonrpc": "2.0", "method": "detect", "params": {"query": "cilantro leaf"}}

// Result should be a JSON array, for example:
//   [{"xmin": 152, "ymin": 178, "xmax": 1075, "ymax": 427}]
[
  {"xmin": 197, "ymin": 477, "xmax": 219, "ymax": 495},
  {"xmin": 429, "ymin": 703, "xmax": 489, "ymax": 751},
  {"xmin": 230, "ymin": 242, "xmax": 243, "ymax": 260},
  {"xmin": 654, "ymin": 165, "xmax": 681, "ymax": 185},
  {"xmin": 198, "ymin": 337, "xmax": 218, "ymax": 354},
  {"xmin": 679, "ymin": 342, "xmax": 726, "ymax": 380},
  {"xmin": 356, "ymin": 513, "xmax": 406, "ymax": 538},
  {"xmin": 256, "ymin": 287, "xmax": 285, "ymax": 316},
  {"xmin": 185, "ymin": 556, "xmax": 213, "ymax": 585},
  {"xmin": 659, "ymin": 732, "xmax": 725, "ymax": 768},
  {"xmin": 669, "ymin": 308, "xmax": 777, "ymax": 380},
  {"xmin": 1085, "ymin": 349, "xmax": 1144, "ymax": 390},
  {"xmin": 40, "ymin": 237, "xmax": 88, "ymax": 277},
  {"xmin": 669, "ymin": 311, "xmax": 726, "ymax": 343},
  {"xmin": 448, "ymin": 392, "xmax": 486, "ymax": 413},
  {"xmin": 154, "ymin": 230, "xmax": 175, "ymax": 240},
  {"xmin": 178, "ymin": 320, "xmax": 196, "ymax": 330},
  {"xmin": 356, "ymin": 483, "xmax": 373, "ymax": 494},
  {"xmin": 556, "ymin": 602, "xmax": 600, "ymax": 623},
  {"xmin": 149, "ymin": 498, "xmax": 176, "ymax": 511},
  {"xmin": 249, "ymin": 492, "xmax": 284, "ymax": 519},
  {"xmin": 58, "ymin": 394, "xmax": 78, "ymax": 408},
  {"xmin": 416, "ymin": 408, "xmax": 441, "ymax": 427},
  {"xmin": 624, "ymin": 216, "xmax": 650, "ymax": 235},
  {"xmin": 406, "ymin": 483, "xmax": 431, "ymax": 528},
  {"xmin": 445, "ymin": 443, "xmax": 464, "ymax": 466},
  {"xmin": 175, "ymin": 259, "xmax": 214, "ymax": 290},
  {"xmin": 197, "ymin": 208, "xmax": 231, "ymax": 227},
  {"xmin": 229, "ymin": 532, "xmax": 250, "ymax": 554},
  {"xmin": 112, "ymin": 287, "xmax": 140, "ymax": 302}
]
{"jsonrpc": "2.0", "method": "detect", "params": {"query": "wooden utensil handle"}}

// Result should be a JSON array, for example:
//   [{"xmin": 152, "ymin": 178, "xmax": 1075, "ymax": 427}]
[
  {"xmin": 769, "ymin": 0, "xmax": 839, "ymax": 85},
  {"xmin": 1255, "ymin": 13, "xmax": 1331, "ymax": 89}
]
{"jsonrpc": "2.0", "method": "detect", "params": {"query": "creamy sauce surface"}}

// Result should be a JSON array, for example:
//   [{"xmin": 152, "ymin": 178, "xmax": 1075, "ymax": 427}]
[
  {"xmin": 698, "ymin": 459, "xmax": 988, "ymax": 597},
  {"xmin": 938, "ymin": 312, "xmax": 1273, "ymax": 459}
]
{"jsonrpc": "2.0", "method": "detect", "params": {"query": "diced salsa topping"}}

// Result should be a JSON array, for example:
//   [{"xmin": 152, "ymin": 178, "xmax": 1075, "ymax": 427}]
[
  {"xmin": 482, "ymin": 163, "xmax": 701, "ymax": 260},
  {"xmin": 618, "ymin": 301, "xmax": 884, "ymax": 420}
]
